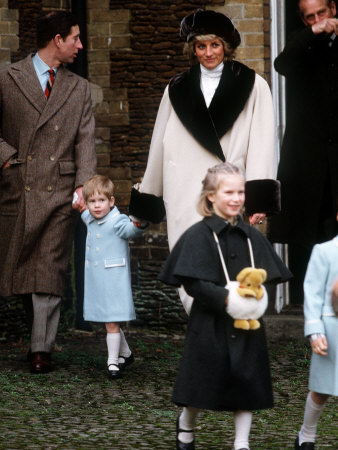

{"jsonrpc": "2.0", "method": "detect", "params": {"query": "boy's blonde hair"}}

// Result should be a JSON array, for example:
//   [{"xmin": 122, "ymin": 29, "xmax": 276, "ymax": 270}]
[
  {"xmin": 197, "ymin": 162, "xmax": 245, "ymax": 217},
  {"xmin": 184, "ymin": 34, "xmax": 236, "ymax": 66},
  {"xmin": 83, "ymin": 174, "xmax": 115, "ymax": 202}
]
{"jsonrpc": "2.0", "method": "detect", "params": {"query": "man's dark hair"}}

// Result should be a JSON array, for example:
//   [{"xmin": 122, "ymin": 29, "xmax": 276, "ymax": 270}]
[{"xmin": 37, "ymin": 11, "xmax": 78, "ymax": 49}]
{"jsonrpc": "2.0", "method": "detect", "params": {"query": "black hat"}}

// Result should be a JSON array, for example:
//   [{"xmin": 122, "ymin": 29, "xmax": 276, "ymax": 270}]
[{"xmin": 180, "ymin": 9, "xmax": 241, "ymax": 49}]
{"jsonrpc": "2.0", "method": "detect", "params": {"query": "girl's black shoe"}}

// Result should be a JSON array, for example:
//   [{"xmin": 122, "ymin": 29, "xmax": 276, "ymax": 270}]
[{"xmin": 176, "ymin": 416, "xmax": 195, "ymax": 450}]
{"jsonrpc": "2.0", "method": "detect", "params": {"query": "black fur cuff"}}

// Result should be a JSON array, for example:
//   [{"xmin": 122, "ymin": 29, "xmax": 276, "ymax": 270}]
[
  {"xmin": 245, "ymin": 179, "xmax": 281, "ymax": 216},
  {"xmin": 129, "ymin": 187, "xmax": 166, "ymax": 224}
]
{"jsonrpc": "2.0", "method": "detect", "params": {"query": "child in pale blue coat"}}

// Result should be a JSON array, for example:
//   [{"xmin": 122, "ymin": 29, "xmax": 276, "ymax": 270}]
[
  {"xmin": 294, "ymin": 210, "xmax": 338, "ymax": 450},
  {"xmin": 82, "ymin": 175, "xmax": 147, "ymax": 379}
]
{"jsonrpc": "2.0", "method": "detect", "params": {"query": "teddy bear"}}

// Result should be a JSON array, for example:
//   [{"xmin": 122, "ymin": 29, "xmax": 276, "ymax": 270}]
[{"xmin": 226, "ymin": 267, "xmax": 268, "ymax": 330}]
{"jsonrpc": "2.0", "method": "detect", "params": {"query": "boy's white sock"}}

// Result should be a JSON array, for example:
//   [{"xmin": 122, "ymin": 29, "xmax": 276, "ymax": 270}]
[
  {"xmin": 119, "ymin": 329, "xmax": 132, "ymax": 360},
  {"xmin": 299, "ymin": 392, "xmax": 325, "ymax": 445},
  {"xmin": 178, "ymin": 406, "xmax": 200, "ymax": 444},
  {"xmin": 106, "ymin": 332, "xmax": 120, "ymax": 369},
  {"xmin": 234, "ymin": 410, "xmax": 252, "ymax": 450}
]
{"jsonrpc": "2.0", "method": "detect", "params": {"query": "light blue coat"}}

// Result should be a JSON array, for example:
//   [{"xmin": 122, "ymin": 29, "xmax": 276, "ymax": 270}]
[
  {"xmin": 81, "ymin": 207, "xmax": 145, "ymax": 322},
  {"xmin": 304, "ymin": 236, "xmax": 338, "ymax": 396}
]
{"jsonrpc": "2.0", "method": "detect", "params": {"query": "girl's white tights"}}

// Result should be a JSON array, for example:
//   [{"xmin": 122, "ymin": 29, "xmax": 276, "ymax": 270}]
[
  {"xmin": 233, "ymin": 410, "xmax": 252, "ymax": 450},
  {"xmin": 298, "ymin": 392, "xmax": 325, "ymax": 445},
  {"xmin": 178, "ymin": 406, "xmax": 200, "ymax": 444},
  {"xmin": 106, "ymin": 332, "xmax": 121, "ymax": 368}
]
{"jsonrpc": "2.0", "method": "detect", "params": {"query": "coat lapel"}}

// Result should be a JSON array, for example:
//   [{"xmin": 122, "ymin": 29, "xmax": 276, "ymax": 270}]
[
  {"xmin": 7, "ymin": 55, "xmax": 79, "ymax": 130},
  {"xmin": 37, "ymin": 65, "xmax": 79, "ymax": 129},
  {"xmin": 8, "ymin": 55, "xmax": 46, "ymax": 114},
  {"xmin": 169, "ymin": 61, "xmax": 255, "ymax": 161}
]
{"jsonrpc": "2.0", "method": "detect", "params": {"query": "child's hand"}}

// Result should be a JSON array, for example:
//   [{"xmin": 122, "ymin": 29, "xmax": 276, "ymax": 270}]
[
  {"xmin": 72, "ymin": 187, "xmax": 86, "ymax": 213},
  {"xmin": 311, "ymin": 335, "xmax": 328, "ymax": 356}
]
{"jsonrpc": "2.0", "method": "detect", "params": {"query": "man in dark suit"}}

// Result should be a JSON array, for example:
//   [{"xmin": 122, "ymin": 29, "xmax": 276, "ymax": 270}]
[
  {"xmin": 0, "ymin": 11, "xmax": 96, "ymax": 373},
  {"xmin": 269, "ymin": 0, "xmax": 338, "ymax": 306}
]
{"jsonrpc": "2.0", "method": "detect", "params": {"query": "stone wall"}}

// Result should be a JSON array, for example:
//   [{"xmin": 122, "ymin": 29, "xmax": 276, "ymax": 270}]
[{"xmin": 0, "ymin": 1, "xmax": 273, "ymax": 335}]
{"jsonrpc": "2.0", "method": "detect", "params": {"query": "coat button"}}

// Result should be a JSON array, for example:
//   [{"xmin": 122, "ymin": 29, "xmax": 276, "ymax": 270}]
[
  {"xmin": 25, "ymin": 186, "xmax": 30, "ymax": 192},
  {"xmin": 230, "ymin": 253, "xmax": 236, "ymax": 259},
  {"xmin": 47, "ymin": 185, "xmax": 52, "ymax": 192},
  {"xmin": 94, "ymin": 261, "xmax": 98, "ymax": 266},
  {"xmin": 50, "ymin": 156, "xmax": 55, "ymax": 161},
  {"xmin": 231, "ymin": 335, "xmax": 236, "ymax": 339},
  {"xmin": 96, "ymin": 234, "xmax": 100, "ymax": 238},
  {"xmin": 95, "ymin": 247, "xmax": 99, "ymax": 252},
  {"xmin": 54, "ymin": 125, "xmax": 59, "ymax": 131},
  {"xmin": 27, "ymin": 155, "xmax": 32, "ymax": 161}
]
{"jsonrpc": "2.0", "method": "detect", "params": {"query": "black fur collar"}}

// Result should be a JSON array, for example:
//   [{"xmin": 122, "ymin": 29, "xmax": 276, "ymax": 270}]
[{"xmin": 168, "ymin": 61, "xmax": 255, "ymax": 161}]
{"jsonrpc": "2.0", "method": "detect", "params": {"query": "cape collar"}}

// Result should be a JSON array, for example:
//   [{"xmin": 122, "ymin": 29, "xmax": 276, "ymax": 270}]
[
  {"xmin": 203, "ymin": 214, "xmax": 250, "ymax": 236},
  {"xmin": 168, "ymin": 61, "xmax": 255, "ymax": 161}
]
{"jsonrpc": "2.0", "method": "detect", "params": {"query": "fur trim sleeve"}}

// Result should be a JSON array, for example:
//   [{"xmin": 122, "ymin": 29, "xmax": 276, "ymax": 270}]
[
  {"xmin": 129, "ymin": 187, "xmax": 166, "ymax": 224},
  {"xmin": 245, "ymin": 179, "xmax": 281, "ymax": 216}
]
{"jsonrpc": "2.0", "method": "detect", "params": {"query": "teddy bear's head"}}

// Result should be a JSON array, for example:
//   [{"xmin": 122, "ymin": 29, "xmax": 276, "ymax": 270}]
[{"xmin": 236, "ymin": 267, "xmax": 267, "ymax": 299}]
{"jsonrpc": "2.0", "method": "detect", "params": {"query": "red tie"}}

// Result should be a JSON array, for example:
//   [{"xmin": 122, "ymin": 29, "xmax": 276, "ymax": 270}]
[{"xmin": 45, "ymin": 69, "xmax": 54, "ymax": 99}]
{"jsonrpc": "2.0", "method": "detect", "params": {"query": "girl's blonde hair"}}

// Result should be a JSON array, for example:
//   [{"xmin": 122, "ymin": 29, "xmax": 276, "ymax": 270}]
[
  {"xmin": 82, "ymin": 174, "xmax": 115, "ymax": 202},
  {"xmin": 184, "ymin": 34, "xmax": 236, "ymax": 66},
  {"xmin": 197, "ymin": 162, "xmax": 245, "ymax": 217}
]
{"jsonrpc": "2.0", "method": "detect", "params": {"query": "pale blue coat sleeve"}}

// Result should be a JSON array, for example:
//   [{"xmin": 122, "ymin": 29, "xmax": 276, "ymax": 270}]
[{"xmin": 303, "ymin": 244, "xmax": 327, "ymax": 336}]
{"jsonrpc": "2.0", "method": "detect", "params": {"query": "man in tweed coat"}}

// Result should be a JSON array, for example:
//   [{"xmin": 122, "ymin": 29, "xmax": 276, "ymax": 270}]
[{"xmin": 0, "ymin": 11, "xmax": 96, "ymax": 373}]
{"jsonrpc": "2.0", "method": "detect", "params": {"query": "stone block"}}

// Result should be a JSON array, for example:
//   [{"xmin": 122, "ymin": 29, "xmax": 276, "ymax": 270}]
[
  {"xmin": 109, "ymin": 35, "xmax": 131, "ymax": 49},
  {"xmin": 95, "ymin": 113, "xmax": 129, "ymax": 127},
  {"xmin": 0, "ymin": 35, "xmax": 19, "ymax": 50},
  {"xmin": 98, "ymin": 166, "xmax": 131, "ymax": 179},
  {"xmin": 89, "ymin": 75, "xmax": 110, "ymax": 88},
  {"xmin": 245, "ymin": 4, "xmax": 264, "ymax": 18},
  {"xmin": 244, "ymin": 33, "xmax": 264, "ymax": 46},
  {"xmin": 95, "ymin": 127, "xmax": 110, "ymax": 141},
  {"xmin": 103, "ymin": 87, "xmax": 127, "ymax": 101},
  {"xmin": 89, "ymin": 9, "xmax": 130, "ymax": 23},
  {"xmin": 88, "ymin": 62, "xmax": 111, "ymax": 76},
  {"xmin": 90, "ymin": 36, "xmax": 110, "ymax": 49},
  {"xmin": 109, "ymin": 100, "xmax": 129, "ymax": 114},
  {"xmin": 237, "ymin": 19, "xmax": 264, "ymax": 33},
  {"xmin": 96, "ymin": 153, "xmax": 110, "ymax": 167},
  {"xmin": 0, "ymin": 21, "xmax": 9, "ymax": 34},
  {"xmin": 88, "ymin": 23, "xmax": 110, "ymax": 36},
  {"xmin": 221, "ymin": 5, "xmax": 244, "ymax": 19},
  {"xmin": 0, "ymin": 8, "xmax": 18, "ymax": 21},
  {"xmin": 9, "ymin": 21, "xmax": 18, "ymax": 34},
  {"xmin": 110, "ymin": 23, "xmax": 129, "ymax": 35},
  {"xmin": 237, "ymin": 46, "xmax": 264, "ymax": 60},
  {"xmin": 87, "ymin": 0, "xmax": 109, "ymax": 9},
  {"xmin": 87, "ymin": 49, "xmax": 110, "ymax": 63},
  {"xmin": 0, "ymin": 1, "xmax": 8, "ymax": 7},
  {"xmin": 95, "ymin": 142, "xmax": 111, "ymax": 154}
]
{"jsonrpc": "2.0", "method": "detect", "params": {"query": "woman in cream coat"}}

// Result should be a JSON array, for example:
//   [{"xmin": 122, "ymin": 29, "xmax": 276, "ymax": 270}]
[{"xmin": 129, "ymin": 10, "xmax": 280, "ymax": 313}]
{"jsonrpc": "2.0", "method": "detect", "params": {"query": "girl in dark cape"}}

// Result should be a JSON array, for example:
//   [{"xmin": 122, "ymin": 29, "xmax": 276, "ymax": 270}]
[{"xmin": 159, "ymin": 162, "xmax": 292, "ymax": 450}]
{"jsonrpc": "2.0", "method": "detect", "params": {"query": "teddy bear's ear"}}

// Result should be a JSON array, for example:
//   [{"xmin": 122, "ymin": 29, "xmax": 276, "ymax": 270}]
[
  {"xmin": 258, "ymin": 269, "xmax": 267, "ymax": 282},
  {"xmin": 236, "ymin": 267, "xmax": 253, "ymax": 282}
]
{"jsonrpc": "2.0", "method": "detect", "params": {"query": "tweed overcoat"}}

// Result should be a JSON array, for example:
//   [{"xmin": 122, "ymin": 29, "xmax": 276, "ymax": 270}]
[
  {"xmin": 269, "ymin": 27, "xmax": 338, "ymax": 245},
  {"xmin": 129, "ymin": 62, "xmax": 279, "ymax": 250},
  {"xmin": 303, "ymin": 236, "xmax": 338, "ymax": 396},
  {"xmin": 0, "ymin": 55, "xmax": 96, "ymax": 297},
  {"xmin": 81, "ymin": 207, "xmax": 145, "ymax": 323},
  {"xmin": 159, "ymin": 215, "xmax": 292, "ymax": 411}
]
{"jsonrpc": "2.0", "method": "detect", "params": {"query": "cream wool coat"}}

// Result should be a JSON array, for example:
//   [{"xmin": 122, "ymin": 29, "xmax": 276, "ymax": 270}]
[{"xmin": 136, "ymin": 67, "xmax": 276, "ymax": 249}]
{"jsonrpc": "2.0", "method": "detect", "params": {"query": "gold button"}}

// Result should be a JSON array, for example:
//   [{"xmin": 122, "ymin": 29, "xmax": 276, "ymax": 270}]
[
  {"xmin": 47, "ymin": 186, "xmax": 52, "ymax": 192},
  {"xmin": 54, "ymin": 125, "xmax": 59, "ymax": 131},
  {"xmin": 50, "ymin": 156, "xmax": 55, "ymax": 161},
  {"xmin": 27, "ymin": 155, "xmax": 32, "ymax": 161},
  {"xmin": 25, "ymin": 186, "xmax": 30, "ymax": 192}
]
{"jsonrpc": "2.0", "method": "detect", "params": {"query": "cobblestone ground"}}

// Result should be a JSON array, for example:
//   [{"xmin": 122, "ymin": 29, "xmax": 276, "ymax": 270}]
[{"xmin": 0, "ymin": 328, "xmax": 337, "ymax": 449}]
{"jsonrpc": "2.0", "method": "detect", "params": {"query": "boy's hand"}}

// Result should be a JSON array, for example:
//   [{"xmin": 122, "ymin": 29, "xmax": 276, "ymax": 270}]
[
  {"xmin": 72, "ymin": 186, "xmax": 86, "ymax": 212},
  {"xmin": 310, "ymin": 335, "xmax": 328, "ymax": 356}
]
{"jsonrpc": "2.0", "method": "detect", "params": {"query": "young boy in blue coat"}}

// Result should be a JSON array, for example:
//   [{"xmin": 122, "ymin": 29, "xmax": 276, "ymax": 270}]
[
  {"xmin": 295, "ymin": 210, "xmax": 338, "ymax": 449},
  {"xmin": 81, "ymin": 175, "xmax": 147, "ymax": 379}
]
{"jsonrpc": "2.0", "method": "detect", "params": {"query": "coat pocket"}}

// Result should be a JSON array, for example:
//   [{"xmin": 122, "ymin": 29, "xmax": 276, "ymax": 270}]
[
  {"xmin": 59, "ymin": 160, "xmax": 76, "ymax": 175},
  {"xmin": 104, "ymin": 257, "xmax": 126, "ymax": 268}
]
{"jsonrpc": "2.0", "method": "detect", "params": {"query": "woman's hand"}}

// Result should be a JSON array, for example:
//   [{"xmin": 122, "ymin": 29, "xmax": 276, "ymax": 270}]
[
  {"xmin": 249, "ymin": 213, "xmax": 266, "ymax": 225},
  {"xmin": 311, "ymin": 335, "xmax": 328, "ymax": 356}
]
